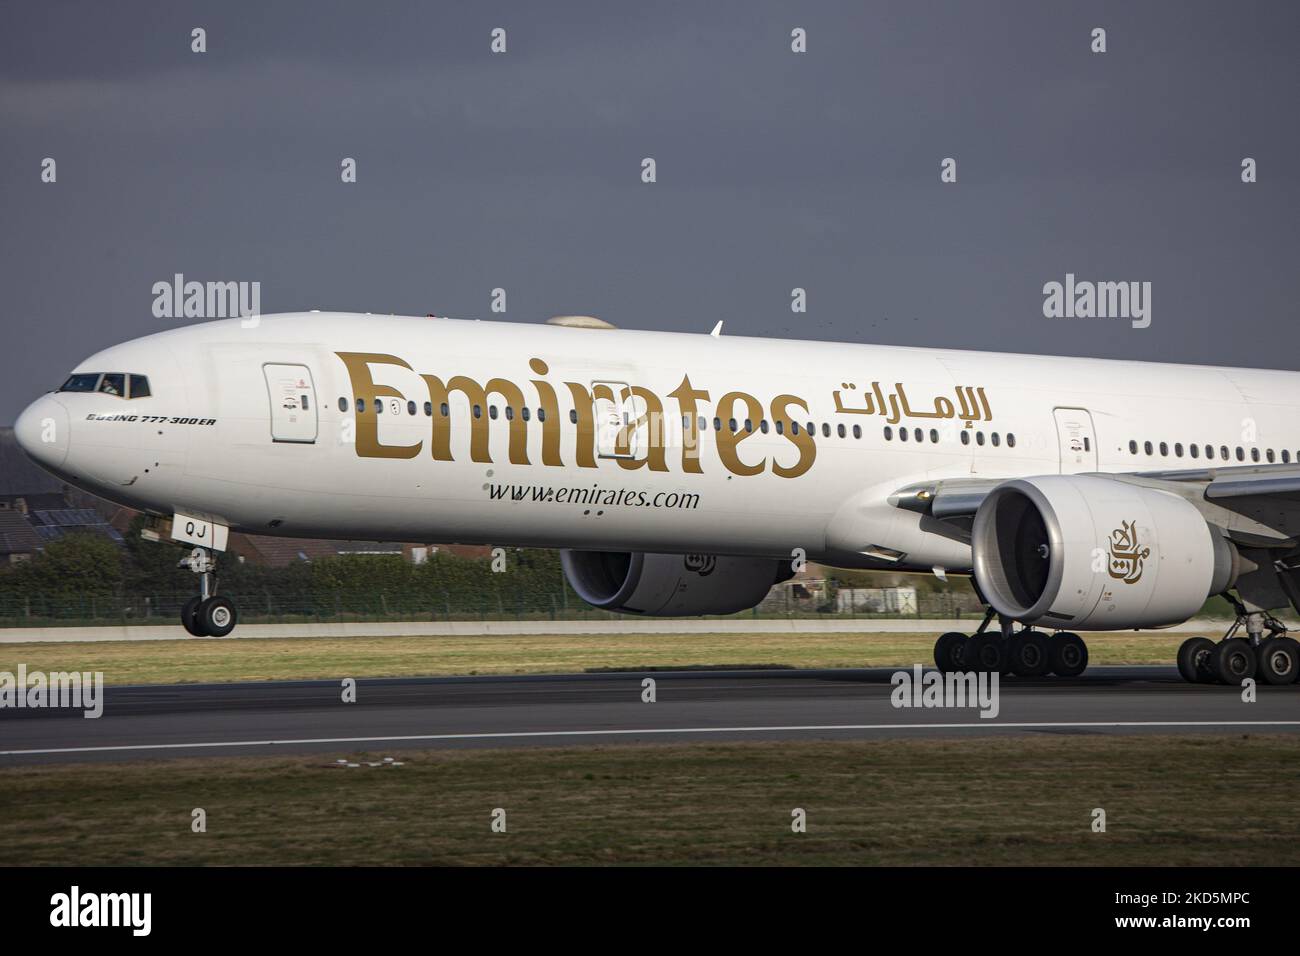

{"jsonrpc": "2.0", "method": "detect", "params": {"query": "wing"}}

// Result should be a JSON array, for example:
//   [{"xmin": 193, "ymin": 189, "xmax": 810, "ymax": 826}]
[{"xmin": 892, "ymin": 463, "xmax": 1300, "ymax": 548}]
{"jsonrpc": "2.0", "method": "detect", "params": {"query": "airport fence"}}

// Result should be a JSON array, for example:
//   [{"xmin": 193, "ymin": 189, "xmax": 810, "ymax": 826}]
[{"xmin": 0, "ymin": 586, "xmax": 989, "ymax": 628}]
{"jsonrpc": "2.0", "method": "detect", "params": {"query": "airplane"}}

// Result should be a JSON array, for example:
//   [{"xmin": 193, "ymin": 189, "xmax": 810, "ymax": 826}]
[{"xmin": 12, "ymin": 310, "xmax": 1300, "ymax": 686}]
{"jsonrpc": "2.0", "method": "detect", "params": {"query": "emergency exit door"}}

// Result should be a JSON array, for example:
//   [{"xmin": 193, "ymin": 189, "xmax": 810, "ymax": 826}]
[
  {"xmin": 1053, "ymin": 407, "xmax": 1097, "ymax": 473},
  {"xmin": 263, "ymin": 363, "xmax": 318, "ymax": 443}
]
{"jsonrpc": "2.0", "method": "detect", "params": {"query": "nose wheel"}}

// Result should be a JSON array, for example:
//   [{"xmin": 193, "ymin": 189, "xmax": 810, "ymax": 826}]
[{"xmin": 178, "ymin": 547, "xmax": 239, "ymax": 637}]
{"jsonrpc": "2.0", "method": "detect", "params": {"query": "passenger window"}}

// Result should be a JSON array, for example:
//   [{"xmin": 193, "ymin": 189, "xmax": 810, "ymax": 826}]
[
  {"xmin": 884, "ymin": 426, "xmax": 893, "ymax": 440},
  {"xmin": 960, "ymin": 431, "xmax": 969, "ymax": 445},
  {"xmin": 1129, "ymin": 440, "xmax": 1137, "ymax": 454},
  {"xmin": 489, "ymin": 405, "xmax": 498, "ymax": 420},
  {"xmin": 1174, "ymin": 443, "xmax": 1183, "ymax": 457},
  {"xmin": 745, "ymin": 419, "xmax": 754, "ymax": 433},
  {"xmin": 1220, "ymin": 445, "xmax": 1229, "ymax": 460},
  {"xmin": 375, "ymin": 399, "xmax": 383, "ymax": 415},
  {"xmin": 1267, "ymin": 448, "xmax": 1275, "ymax": 463},
  {"xmin": 991, "ymin": 432, "xmax": 1000, "ymax": 447},
  {"xmin": 570, "ymin": 409, "xmax": 578, "ymax": 424},
  {"xmin": 899, "ymin": 427, "xmax": 908, "ymax": 442},
  {"xmin": 930, "ymin": 428, "xmax": 939, "ymax": 443},
  {"xmin": 761, "ymin": 420, "xmax": 770, "ymax": 434},
  {"xmin": 975, "ymin": 431, "xmax": 985, "ymax": 446},
  {"xmin": 407, "ymin": 400, "xmax": 415, "ymax": 416},
  {"xmin": 473, "ymin": 405, "xmax": 482, "ymax": 419},
  {"xmin": 775, "ymin": 420, "xmax": 784, "ymax": 435},
  {"xmin": 822, "ymin": 423, "xmax": 831, "ymax": 438},
  {"xmin": 852, "ymin": 424, "xmax": 861, "ymax": 439},
  {"xmin": 99, "ymin": 373, "xmax": 126, "ymax": 397},
  {"xmin": 441, "ymin": 403, "xmax": 450, "ymax": 417},
  {"xmin": 339, "ymin": 397, "xmax": 349, "ymax": 412},
  {"xmin": 792, "ymin": 422, "xmax": 801, "ymax": 436},
  {"xmin": 129, "ymin": 375, "xmax": 151, "ymax": 399},
  {"xmin": 1007, "ymin": 433, "xmax": 1016, "ymax": 448},
  {"xmin": 301, "ymin": 394, "xmax": 310, "ymax": 412},
  {"xmin": 728, "ymin": 418, "xmax": 737, "ymax": 432},
  {"xmin": 356, "ymin": 398, "xmax": 365, "ymax": 413},
  {"xmin": 1236, "ymin": 447, "xmax": 1245, "ymax": 461},
  {"xmin": 505, "ymin": 406, "xmax": 514, "ymax": 421},
  {"xmin": 424, "ymin": 402, "xmax": 432, "ymax": 416},
  {"xmin": 1251, "ymin": 448, "xmax": 1261, "ymax": 462},
  {"xmin": 837, "ymin": 424, "xmax": 846, "ymax": 438},
  {"xmin": 1144, "ymin": 441, "xmax": 1153, "ymax": 455},
  {"xmin": 1159, "ymin": 442, "xmax": 1167, "ymax": 456},
  {"xmin": 714, "ymin": 417, "xmax": 722, "ymax": 432},
  {"xmin": 1083, "ymin": 437, "xmax": 1090, "ymax": 451},
  {"xmin": 1190, "ymin": 444, "xmax": 1199, "ymax": 459},
  {"xmin": 1285, "ymin": 450, "xmax": 1292, "ymax": 464}
]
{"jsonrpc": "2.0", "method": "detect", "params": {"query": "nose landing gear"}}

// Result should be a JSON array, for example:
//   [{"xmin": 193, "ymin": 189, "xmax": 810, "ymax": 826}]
[{"xmin": 178, "ymin": 546, "xmax": 239, "ymax": 637}]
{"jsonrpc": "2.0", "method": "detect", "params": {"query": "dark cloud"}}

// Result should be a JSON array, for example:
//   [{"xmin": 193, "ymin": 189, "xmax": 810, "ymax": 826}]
[{"xmin": 1, "ymin": 0, "xmax": 1297, "ymax": 422}]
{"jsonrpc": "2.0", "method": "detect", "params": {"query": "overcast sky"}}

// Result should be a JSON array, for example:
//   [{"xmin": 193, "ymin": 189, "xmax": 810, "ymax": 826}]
[{"xmin": 1, "ymin": 0, "xmax": 1297, "ymax": 423}]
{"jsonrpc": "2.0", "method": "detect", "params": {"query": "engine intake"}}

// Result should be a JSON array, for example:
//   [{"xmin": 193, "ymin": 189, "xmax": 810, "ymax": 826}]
[
  {"xmin": 561, "ymin": 549, "xmax": 790, "ymax": 616},
  {"xmin": 972, "ymin": 475, "xmax": 1235, "ymax": 630}
]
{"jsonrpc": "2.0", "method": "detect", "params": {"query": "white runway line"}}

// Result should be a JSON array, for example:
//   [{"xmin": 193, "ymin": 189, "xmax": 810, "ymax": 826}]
[{"xmin": 4, "ymin": 719, "xmax": 1300, "ymax": 757}]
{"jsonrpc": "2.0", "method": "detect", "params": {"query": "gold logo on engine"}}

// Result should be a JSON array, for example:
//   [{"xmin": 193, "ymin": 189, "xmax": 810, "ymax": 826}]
[{"xmin": 1107, "ymin": 519, "xmax": 1150, "ymax": 584}]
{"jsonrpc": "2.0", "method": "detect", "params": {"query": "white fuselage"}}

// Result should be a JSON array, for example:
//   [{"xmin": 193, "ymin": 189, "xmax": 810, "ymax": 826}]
[{"xmin": 15, "ymin": 313, "xmax": 1300, "ymax": 572}]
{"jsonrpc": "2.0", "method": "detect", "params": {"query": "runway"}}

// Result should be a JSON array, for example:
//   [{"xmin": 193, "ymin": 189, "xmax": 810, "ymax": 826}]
[{"xmin": 2, "ymin": 665, "xmax": 1299, "ymax": 764}]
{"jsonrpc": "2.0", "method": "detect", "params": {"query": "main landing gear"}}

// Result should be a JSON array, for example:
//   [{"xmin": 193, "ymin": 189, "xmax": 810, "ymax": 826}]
[
  {"xmin": 1176, "ymin": 602, "xmax": 1300, "ymax": 685},
  {"xmin": 933, "ymin": 608, "xmax": 1089, "ymax": 678},
  {"xmin": 178, "ymin": 546, "xmax": 238, "ymax": 637}
]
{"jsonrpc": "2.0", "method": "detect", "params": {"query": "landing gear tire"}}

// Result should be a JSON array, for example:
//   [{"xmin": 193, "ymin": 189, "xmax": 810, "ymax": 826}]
[
  {"xmin": 967, "ymin": 633, "xmax": 1006, "ymax": 673},
  {"xmin": 1048, "ymin": 632, "xmax": 1089, "ymax": 678},
  {"xmin": 1007, "ymin": 630, "xmax": 1051, "ymax": 677},
  {"xmin": 1255, "ymin": 637, "xmax": 1300, "ymax": 685},
  {"xmin": 1176, "ymin": 637, "xmax": 1216, "ymax": 684},
  {"xmin": 181, "ymin": 595, "xmax": 207, "ymax": 637},
  {"xmin": 1212, "ymin": 638, "xmax": 1256, "ymax": 686},
  {"xmin": 933, "ymin": 632, "xmax": 969, "ymax": 672},
  {"xmin": 198, "ymin": 596, "xmax": 238, "ymax": 638}
]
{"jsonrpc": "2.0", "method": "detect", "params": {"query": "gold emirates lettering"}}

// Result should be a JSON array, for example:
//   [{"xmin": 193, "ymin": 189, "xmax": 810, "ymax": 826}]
[{"xmin": 335, "ymin": 352, "xmax": 817, "ymax": 479}]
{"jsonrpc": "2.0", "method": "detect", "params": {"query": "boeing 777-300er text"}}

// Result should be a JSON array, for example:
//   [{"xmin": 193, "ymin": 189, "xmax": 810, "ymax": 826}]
[{"xmin": 14, "ymin": 311, "xmax": 1300, "ymax": 685}]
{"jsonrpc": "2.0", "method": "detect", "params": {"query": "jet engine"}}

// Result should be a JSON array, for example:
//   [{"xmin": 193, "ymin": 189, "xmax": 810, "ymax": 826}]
[
  {"xmin": 560, "ymin": 549, "xmax": 792, "ymax": 616},
  {"xmin": 971, "ymin": 475, "xmax": 1236, "ymax": 631}
]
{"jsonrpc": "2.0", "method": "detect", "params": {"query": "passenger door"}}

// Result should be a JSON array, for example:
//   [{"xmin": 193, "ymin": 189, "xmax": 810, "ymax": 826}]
[
  {"xmin": 592, "ymin": 381, "xmax": 637, "ymax": 459},
  {"xmin": 263, "ymin": 363, "xmax": 318, "ymax": 443},
  {"xmin": 1053, "ymin": 406, "xmax": 1097, "ymax": 473}
]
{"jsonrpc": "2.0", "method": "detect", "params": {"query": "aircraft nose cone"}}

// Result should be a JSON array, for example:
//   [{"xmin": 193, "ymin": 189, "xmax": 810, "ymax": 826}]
[{"xmin": 14, "ymin": 395, "xmax": 70, "ymax": 472}]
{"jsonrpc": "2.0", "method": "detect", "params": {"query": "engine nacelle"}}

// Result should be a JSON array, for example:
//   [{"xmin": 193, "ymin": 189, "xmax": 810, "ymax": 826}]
[
  {"xmin": 971, "ymin": 475, "xmax": 1236, "ymax": 631},
  {"xmin": 561, "ymin": 549, "xmax": 790, "ymax": 616}
]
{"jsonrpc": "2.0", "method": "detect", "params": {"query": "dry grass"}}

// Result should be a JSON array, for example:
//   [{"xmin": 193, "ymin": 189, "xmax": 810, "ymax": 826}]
[
  {"xmin": 1, "ymin": 734, "xmax": 1296, "ymax": 866},
  {"xmin": 0, "ymin": 630, "xmax": 1193, "ymax": 686}
]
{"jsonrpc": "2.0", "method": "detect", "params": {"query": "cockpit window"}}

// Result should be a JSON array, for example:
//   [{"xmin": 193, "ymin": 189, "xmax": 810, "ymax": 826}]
[
  {"xmin": 98, "ymin": 373, "xmax": 126, "ymax": 397},
  {"xmin": 57, "ymin": 372, "xmax": 151, "ymax": 398},
  {"xmin": 59, "ymin": 373, "xmax": 101, "ymax": 392}
]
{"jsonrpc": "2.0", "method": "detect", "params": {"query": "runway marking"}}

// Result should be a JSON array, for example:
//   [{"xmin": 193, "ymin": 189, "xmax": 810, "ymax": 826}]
[{"xmin": 4, "ymin": 719, "xmax": 1300, "ymax": 757}]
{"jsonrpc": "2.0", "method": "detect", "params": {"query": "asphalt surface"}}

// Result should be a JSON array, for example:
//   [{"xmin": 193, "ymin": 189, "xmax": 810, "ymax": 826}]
[{"xmin": 2, "ymin": 665, "xmax": 1299, "ymax": 765}]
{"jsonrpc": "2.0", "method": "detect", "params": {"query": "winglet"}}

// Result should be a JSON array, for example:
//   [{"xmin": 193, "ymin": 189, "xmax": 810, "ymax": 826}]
[{"xmin": 709, "ymin": 320, "xmax": 723, "ymax": 338}]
